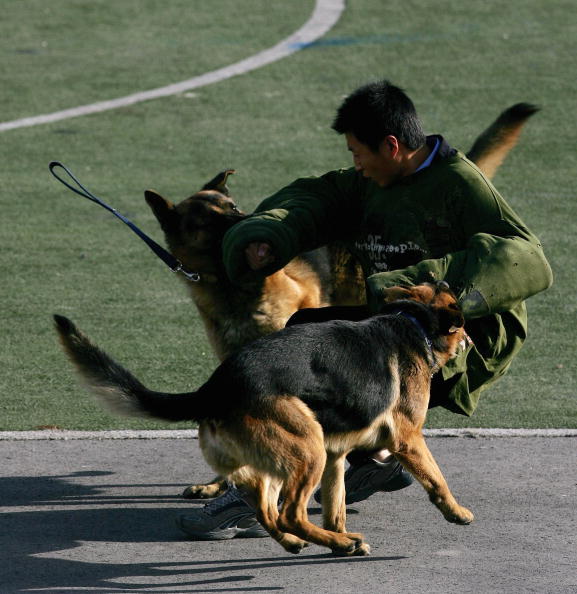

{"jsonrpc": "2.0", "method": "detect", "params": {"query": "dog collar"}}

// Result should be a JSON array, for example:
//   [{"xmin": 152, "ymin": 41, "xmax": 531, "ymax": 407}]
[{"xmin": 394, "ymin": 311, "xmax": 437, "ymax": 370}]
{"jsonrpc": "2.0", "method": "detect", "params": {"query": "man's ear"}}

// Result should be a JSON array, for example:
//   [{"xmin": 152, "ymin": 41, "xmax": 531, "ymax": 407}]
[
  {"xmin": 145, "ymin": 190, "xmax": 178, "ymax": 234},
  {"xmin": 381, "ymin": 135, "xmax": 400, "ymax": 158},
  {"xmin": 202, "ymin": 169, "xmax": 235, "ymax": 196},
  {"xmin": 437, "ymin": 307, "xmax": 465, "ymax": 335}
]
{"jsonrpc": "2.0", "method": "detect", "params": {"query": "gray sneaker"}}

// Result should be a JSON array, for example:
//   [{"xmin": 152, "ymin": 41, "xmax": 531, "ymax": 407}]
[
  {"xmin": 314, "ymin": 457, "xmax": 414, "ymax": 505},
  {"xmin": 344, "ymin": 458, "xmax": 414, "ymax": 504},
  {"xmin": 176, "ymin": 486, "xmax": 268, "ymax": 540}
]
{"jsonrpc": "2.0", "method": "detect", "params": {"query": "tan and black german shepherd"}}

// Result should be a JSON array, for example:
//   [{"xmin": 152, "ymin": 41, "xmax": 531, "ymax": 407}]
[
  {"xmin": 144, "ymin": 102, "xmax": 538, "ymax": 499},
  {"xmin": 55, "ymin": 281, "xmax": 470, "ymax": 556},
  {"xmin": 145, "ymin": 174, "xmax": 362, "ymax": 361}
]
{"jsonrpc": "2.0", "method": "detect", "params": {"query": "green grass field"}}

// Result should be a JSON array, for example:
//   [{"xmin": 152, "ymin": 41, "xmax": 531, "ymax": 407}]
[{"xmin": 1, "ymin": 0, "xmax": 575, "ymax": 430}]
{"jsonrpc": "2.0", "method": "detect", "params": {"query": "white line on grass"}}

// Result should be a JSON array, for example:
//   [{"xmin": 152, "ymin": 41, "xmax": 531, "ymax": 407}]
[
  {"xmin": 0, "ymin": 0, "xmax": 345, "ymax": 132},
  {"xmin": 2, "ymin": 1, "xmax": 571, "ymax": 443},
  {"xmin": 0, "ymin": 429, "xmax": 576, "ymax": 440}
]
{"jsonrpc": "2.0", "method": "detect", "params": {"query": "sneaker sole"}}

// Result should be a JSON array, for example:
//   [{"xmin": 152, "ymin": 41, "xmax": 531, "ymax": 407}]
[{"xmin": 176, "ymin": 517, "xmax": 269, "ymax": 540}]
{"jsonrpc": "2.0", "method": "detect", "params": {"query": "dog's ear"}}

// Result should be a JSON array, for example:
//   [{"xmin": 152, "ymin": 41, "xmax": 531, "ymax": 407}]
[
  {"xmin": 202, "ymin": 169, "xmax": 235, "ymax": 196},
  {"xmin": 436, "ymin": 306, "xmax": 465, "ymax": 335},
  {"xmin": 145, "ymin": 190, "xmax": 178, "ymax": 234},
  {"xmin": 380, "ymin": 286, "xmax": 413, "ymax": 303}
]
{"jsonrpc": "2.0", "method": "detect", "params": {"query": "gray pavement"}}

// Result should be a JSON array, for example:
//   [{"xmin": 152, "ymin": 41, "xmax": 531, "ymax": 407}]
[{"xmin": 1, "ymin": 435, "xmax": 576, "ymax": 593}]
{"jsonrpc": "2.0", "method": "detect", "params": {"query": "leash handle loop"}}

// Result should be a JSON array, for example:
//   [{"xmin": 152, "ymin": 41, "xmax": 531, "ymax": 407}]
[{"xmin": 49, "ymin": 162, "xmax": 200, "ymax": 282}]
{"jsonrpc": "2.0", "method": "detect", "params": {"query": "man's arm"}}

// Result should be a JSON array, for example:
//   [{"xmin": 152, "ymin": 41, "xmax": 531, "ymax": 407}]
[
  {"xmin": 366, "ymin": 234, "xmax": 552, "ymax": 318},
  {"xmin": 366, "ymin": 168, "xmax": 553, "ymax": 317},
  {"xmin": 222, "ymin": 168, "xmax": 365, "ymax": 283}
]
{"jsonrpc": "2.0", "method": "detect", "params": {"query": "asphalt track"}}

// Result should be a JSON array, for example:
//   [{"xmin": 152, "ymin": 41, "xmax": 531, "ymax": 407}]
[{"xmin": 2, "ymin": 434, "xmax": 576, "ymax": 593}]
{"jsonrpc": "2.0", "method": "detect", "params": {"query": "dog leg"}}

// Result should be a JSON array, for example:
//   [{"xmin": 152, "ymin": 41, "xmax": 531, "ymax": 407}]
[
  {"xmin": 194, "ymin": 422, "xmax": 243, "ymax": 499},
  {"xmin": 275, "ymin": 436, "xmax": 369, "ymax": 557},
  {"xmin": 392, "ymin": 430, "xmax": 474, "ymax": 525},
  {"xmin": 320, "ymin": 453, "xmax": 348, "ymax": 533},
  {"xmin": 236, "ymin": 397, "xmax": 370, "ymax": 556},
  {"xmin": 320, "ymin": 453, "xmax": 365, "ymax": 547},
  {"xmin": 279, "ymin": 466, "xmax": 370, "ymax": 556},
  {"xmin": 252, "ymin": 477, "xmax": 308, "ymax": 554}
]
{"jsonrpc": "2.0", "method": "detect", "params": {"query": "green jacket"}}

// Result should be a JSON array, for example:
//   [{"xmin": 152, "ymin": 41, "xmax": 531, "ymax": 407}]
[{"xmin": 223, "ymin": 137, "xmax": 553, "ymax": 415}]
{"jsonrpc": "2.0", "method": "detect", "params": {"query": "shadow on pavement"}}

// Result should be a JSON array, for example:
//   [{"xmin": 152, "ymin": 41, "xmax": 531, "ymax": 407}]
[{"xmin": 2, "ymin": 471, "xmax": 395, "ymax": 593}]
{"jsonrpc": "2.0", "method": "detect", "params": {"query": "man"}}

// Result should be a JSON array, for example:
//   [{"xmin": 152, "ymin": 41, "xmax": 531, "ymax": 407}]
[{"xmin": 177, "ymin": 80, "xmax": 552, "ymax": 540}]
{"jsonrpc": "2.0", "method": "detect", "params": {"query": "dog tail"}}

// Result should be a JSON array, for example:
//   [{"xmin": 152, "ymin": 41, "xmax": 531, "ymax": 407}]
[
  {"xmin": 54, "ymin": 315, "xmax": 206, "ymax": 423},
  {"xmin": 467, "ymin": 102, "xmax": 540, "ymax": 179}
]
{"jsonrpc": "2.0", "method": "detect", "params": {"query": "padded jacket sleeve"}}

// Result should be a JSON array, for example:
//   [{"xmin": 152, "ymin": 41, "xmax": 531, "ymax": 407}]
[
  {"xmin": 365, "ymin": 164, "xmax": 553, "ymax": 318},
  {"xmin": 222, "ymin": 168, "xmax": 365, "ymax": 283}
]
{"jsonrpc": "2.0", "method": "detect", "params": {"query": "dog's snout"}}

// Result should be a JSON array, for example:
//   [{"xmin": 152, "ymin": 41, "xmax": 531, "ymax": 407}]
[{"xmin": 436, "ymin": 280, "xmax": 450, "ymax": 291}]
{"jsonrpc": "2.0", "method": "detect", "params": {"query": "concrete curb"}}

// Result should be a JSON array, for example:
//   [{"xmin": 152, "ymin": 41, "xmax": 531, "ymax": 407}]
[{"xmin": 1, "ymin": 428, "xmax": 575, "ymax": 440}]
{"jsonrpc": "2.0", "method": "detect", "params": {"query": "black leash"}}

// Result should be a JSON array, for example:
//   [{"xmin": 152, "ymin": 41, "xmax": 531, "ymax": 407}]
[{"xmin": 49, "ymin": 161, "xmax": 200, "ymax": 282}]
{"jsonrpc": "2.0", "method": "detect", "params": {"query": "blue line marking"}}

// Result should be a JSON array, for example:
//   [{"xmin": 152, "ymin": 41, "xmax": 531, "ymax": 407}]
[{"xmin": 290, "ymin": 27, "xmax": 479, "ymax": 50}]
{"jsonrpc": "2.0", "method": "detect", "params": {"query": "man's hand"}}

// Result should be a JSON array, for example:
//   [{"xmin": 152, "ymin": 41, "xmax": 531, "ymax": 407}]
[{"xmin": 245, "ymin": 242, "xmax": 275, "ymax": 270}]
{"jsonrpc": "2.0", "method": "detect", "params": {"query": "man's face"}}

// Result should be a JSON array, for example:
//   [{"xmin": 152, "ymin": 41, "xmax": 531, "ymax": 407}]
[{"xmin": 345, "ymin": 132, "xmax": 401, "ymax": 187}]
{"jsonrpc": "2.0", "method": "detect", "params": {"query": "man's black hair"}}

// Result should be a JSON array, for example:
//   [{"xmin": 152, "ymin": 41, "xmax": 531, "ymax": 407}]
[{"xmin": 332, "ymin": 80, "xmax": 426, "ymax": 152}]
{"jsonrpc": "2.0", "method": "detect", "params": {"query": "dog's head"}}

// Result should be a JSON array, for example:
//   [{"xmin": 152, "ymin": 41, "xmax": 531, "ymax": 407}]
[
  {"xmin": 145, "ymin": 170, "xmax": 245, "ymax": 254},
  {"xmin": 380, "ymin": 281, "xmax": 467, "ymax": 360}
]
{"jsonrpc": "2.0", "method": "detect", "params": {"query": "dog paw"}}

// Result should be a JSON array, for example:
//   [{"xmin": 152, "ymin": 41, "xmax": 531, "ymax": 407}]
[
  {"xmin": 331, "ymin": 535, "xmax": 370, "ymax": 557},
  {"xmin": 445, "ymin": 506, "xmax": 474, "ymax": 525},
  {"xmin": 351, "ymin": 542, "xmax": 371, "ymax": 556},
  {"xmin": 282, "ymin": 537, "xmax": 309, "ymax": 555},
  {"xmin": 182, "ymin": 482, "xmax": 228, "ymax": 500}
]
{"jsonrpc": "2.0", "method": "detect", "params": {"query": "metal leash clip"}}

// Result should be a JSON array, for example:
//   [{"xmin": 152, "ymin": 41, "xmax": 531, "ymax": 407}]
[{"xmin": 175, "ymin": 264, "xmax": 201, "ymax": 282}]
